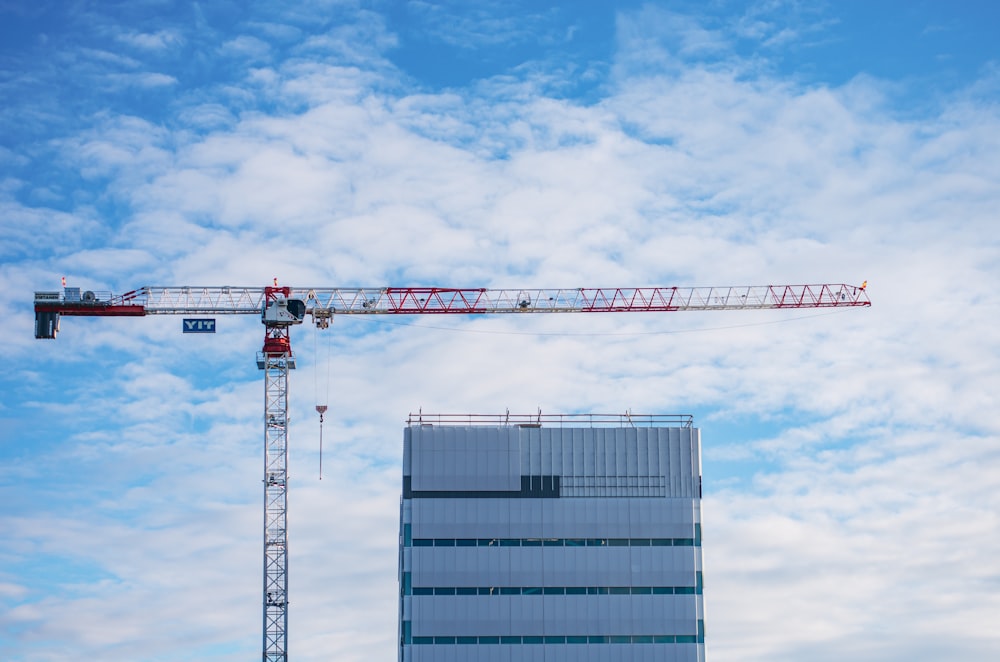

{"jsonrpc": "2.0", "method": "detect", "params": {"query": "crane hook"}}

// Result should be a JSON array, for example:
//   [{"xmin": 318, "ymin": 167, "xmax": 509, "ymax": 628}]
[{"xmin": 316, "ymin": 405, "xmax": 328, "ymax": 480}]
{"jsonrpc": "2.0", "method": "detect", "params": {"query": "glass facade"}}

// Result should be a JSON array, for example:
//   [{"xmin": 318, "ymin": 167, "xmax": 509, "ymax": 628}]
[{"xmin": 398, "ymin": 420, "xmax": 706, "ymax": 662}]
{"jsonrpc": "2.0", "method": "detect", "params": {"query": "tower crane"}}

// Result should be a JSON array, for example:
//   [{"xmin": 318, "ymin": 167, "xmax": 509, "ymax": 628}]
[{"xmin": 33, "ymin": 281, "xmax": 870, "ymax": 661}]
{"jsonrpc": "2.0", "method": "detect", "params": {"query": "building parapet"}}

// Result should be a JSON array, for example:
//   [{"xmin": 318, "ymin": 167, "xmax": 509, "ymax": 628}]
[{"xmin": 406, "ymin": 411, "xmax": 693, "ymax": 428}]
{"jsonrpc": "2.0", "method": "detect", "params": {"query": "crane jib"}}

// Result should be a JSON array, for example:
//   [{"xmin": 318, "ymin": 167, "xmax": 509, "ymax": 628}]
[{"xmin": 33, "ymin": 283, "xmax": 871, "ymax": 338}]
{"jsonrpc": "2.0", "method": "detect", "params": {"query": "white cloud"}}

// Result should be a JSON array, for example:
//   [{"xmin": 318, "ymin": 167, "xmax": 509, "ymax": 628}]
[
  {"xmin": 405, "ymin": 0, "xmax": 557, "ymax": 49},
  {"xmin": 117, "ymin": 29, "xmax": 184, "ymax": 52},
  {"xmin": 104, "ymin": 71, "xmax": 179, "ymax": 89},
  {"xmin": 218, "ymin": 35, "xmax": 272, "ymax": 62},
  {"xmin": 176, "ymin": 102, "xmax": 237, "ymax": 130}
]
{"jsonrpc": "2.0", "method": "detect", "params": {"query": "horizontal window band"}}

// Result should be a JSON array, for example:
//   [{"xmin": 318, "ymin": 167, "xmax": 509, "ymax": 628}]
[
  {"xmin": 410, "ymin": 534, "xmax": 700, "ymax": 548},
  {"xmin": 406, "ymin": 585, "xmax": 702, "ymax": 596},
  {"xmin": 406, "ymin": 634, "xmax": 704, "ymax": 645},
  {"xmin": 400, "ymin": 620, "xmax": 706, "ymax": 646},
  {"xmin": 404, "ymin": 475, "xmax": 560, "ymax": 499}
]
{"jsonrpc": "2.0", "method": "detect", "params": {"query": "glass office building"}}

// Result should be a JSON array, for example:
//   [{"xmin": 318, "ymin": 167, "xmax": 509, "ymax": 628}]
[{"xmin": 398, "ymin": 413, "xmax": 706, "ymax": 662}]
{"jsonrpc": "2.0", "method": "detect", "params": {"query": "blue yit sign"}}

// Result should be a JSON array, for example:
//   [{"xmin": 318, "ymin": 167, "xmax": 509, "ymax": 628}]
[{"xmin": 183, "ymin": 319, "xmax": 216, "ymax": 333}]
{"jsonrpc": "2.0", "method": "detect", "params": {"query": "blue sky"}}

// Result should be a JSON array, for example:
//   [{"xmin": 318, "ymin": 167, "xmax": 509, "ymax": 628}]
[{"xmin": 2, "ymin": 1, "xmax": 999, "ymax": 660}]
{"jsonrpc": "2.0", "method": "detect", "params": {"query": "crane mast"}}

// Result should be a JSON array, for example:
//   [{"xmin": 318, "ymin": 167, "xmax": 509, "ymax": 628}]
[
  {"xmin": 32, "ymin": 281, "xmax": 870, "ymax": 661},
  {"xmin": 262, "ymin": 353, "xmax": 289, "ymax": 661},
  {"xmin": 258, "ymin": 287, "xmax": 303, "ymax": 662}
]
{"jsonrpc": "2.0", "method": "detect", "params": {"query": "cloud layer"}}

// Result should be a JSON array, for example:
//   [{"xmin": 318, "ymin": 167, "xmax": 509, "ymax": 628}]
[{"xmin": 2, "ymin": 2, "xmax": 999, "ymax": 661}]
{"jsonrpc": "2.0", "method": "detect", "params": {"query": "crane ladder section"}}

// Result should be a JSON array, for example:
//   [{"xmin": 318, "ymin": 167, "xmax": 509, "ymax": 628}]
[{"xmin": 262, "ymin": 355, "xmax": 290, "ymax": 662}]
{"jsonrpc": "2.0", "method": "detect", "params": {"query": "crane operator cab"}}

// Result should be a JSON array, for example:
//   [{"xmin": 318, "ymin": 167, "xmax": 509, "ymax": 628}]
[
  {"xmin": 258, "ymin": 290, "xmax": 306, "ymax": 368},
  {"xmin": 261, "ymin": 295, "xmax": 306, "ymax": 327}
]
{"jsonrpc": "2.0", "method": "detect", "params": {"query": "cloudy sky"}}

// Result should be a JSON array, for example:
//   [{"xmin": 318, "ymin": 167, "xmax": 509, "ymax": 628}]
[{"xmin": 3, "ymin": 1, "xmax": 999, "ymax": 660}]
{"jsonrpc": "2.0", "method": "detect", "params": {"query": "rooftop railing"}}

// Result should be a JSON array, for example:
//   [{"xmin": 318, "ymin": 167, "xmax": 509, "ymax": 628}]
[{"xmin": 406, "ymin": 411, "xmax": 693, "ymax": 428}]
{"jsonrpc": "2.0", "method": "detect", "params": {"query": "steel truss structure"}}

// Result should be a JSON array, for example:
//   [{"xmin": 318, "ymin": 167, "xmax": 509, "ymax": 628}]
[
  {"xmin": 261, "ymin": 352, "xmax": 291, "ymax": 661},
  {"xmin": 36, "ymin": 283, "xmax": 870, "ymax": 318}
]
